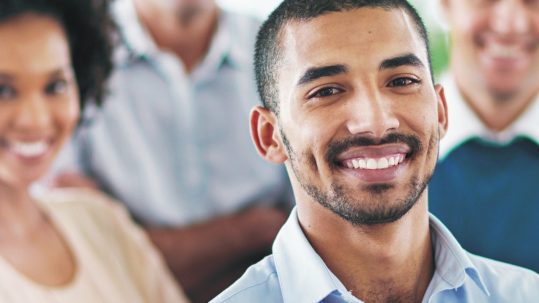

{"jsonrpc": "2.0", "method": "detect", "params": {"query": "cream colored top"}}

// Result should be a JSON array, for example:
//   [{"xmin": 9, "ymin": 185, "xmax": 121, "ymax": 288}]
[{"xmin": 0, "ymin": 188, "xmax": 189, "ymax": 303}]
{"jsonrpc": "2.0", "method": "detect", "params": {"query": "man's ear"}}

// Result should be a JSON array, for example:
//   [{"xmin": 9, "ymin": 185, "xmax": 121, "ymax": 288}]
[
  {"xmin": 250, "ymin": 106, "xmax": 288, "ymax": 164},
  {"xmin": 435, "ymin": 84, "xmax": 449, "ymax": 139}
]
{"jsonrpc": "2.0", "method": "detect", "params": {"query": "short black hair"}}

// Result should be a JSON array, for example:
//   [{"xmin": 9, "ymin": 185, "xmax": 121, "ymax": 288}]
[
  {"xmin": 0, "ymin": 0, "xmax": 115, "ymax": 114},
  {"xmin": 255, "ymin": 0, "xmax": 431, "ymax": 115}
]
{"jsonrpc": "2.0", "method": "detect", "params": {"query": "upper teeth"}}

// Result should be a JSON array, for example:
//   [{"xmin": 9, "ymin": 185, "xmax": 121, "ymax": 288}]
[
  {"xmin": 11, "ymin": 141, "xmax": 49, "ymax": 157},
  {"xmin": 489, "ymin": 43, "xmax": 520, "ymax": 59},
  {"xmin": 345, "ymin": 154, "xmax": 405, "ymax": 170}
]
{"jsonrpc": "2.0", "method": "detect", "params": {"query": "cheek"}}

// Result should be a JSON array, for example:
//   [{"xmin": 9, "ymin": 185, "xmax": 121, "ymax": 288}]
[
  {"xmin": 450, "ymin": 10, "xmax": 488, "ymax": 41},
  {"xmin": 0, "ymin": 105, "xmax": 13, "ymax": 131},
  {"xmin": 401, "ymin": 104, "xmax": 439, "ymax": 145},
  {"xmin": 56, "ymin": 94, "xmax": 80, "ymax": 132}
]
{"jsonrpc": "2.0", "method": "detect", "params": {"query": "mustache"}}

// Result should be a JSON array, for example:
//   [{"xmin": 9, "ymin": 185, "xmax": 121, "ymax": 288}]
[{"xmin": 326, "ymin": 133, "xmax": 422, "ymax": 164}]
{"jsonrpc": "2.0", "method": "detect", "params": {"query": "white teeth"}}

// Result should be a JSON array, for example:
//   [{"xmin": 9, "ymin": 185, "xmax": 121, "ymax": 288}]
[
  {"xmin": 358, "ymin": 159, "xmax": 366, "ymax": 169},
  {"xmin": 366, "ymin": 159, "xmax": 377, "ymax": 170},
  {"xmin": 345, "ymin": 154, "xmax": 406, "ymax": 170},
  {"xmin": 11, "ymin": 141, "xmax": 49, "ymax": 157},
  {"xmin": 378, "ymin": 158, "xmax": 389, "ymax": 169},
  {"xmin": 489, "ymin": 43, "xmax": 520, "ymax": 59}
]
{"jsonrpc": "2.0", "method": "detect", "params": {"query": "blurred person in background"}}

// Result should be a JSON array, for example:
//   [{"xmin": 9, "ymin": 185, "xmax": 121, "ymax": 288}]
[
  {"xmin": 0, "ymin": 0, "xmax": 187, "ymax": 301},
  {"xmin": 429, "ymin": 0, "xmax": 539, "ymax": 271},
  {"xmin": 51, "ymin": 0, "xmax": 292, "ymax": 301}
]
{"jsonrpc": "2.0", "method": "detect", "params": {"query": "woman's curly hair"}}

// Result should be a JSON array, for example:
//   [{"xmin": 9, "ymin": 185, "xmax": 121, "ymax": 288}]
[{"xmin": 0, "ymin": 0, "xmax": 115, "ymax": 113}]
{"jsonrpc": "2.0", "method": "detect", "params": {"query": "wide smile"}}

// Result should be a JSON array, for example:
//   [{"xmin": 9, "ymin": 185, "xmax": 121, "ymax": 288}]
[
  {"xmin": 335, "ymin": 144, "xmax": 412, "ymax": 183},
  {"xmin": 342, "ymin": 153, "xmax": 406, "ymax": 170},
  {"xmin": 478, "ymin": 35, "xmax": 537, "ymax": 72},
  {"xmin": 1, "ymin": 138, "xmax": 54, "ymax": 161}
]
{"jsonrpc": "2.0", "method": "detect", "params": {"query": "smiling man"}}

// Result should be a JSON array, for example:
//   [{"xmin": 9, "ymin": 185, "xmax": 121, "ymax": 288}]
[
  {"xmin": 429, "ymin": 0, "xmax": 539, "ymax": 271},
  {"xmin": 211, "ymin": 1, "xmax": 539, "ymax": 303}
]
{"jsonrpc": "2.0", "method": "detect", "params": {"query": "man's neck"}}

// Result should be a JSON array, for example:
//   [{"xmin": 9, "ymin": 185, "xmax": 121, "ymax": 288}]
[
  {"xmin": 134, "ymin": 2, "xmax": 219, "ymax": 73},
  {"xmin": 451, "ymin": 62, "xmax": 537, "ymax": 133},
  {"xmin": 298, "ymin": 197, "xmax": 434, "ymax": 303}
]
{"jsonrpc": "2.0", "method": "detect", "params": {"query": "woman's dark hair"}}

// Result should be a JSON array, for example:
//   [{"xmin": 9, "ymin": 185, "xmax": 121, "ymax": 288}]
[{"xmin": 0, "ymin": 0, "xmax": 115, "ymax": 112}]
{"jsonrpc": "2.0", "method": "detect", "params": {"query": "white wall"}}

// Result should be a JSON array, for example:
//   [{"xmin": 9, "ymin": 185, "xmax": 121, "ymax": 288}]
[
  {"xmin": 216, "ymin": 0, "xmax": 280, "ymax": 19},
  {"xmin": 217, "ymin": 0, "xmax": 443, "ymax": 26}
]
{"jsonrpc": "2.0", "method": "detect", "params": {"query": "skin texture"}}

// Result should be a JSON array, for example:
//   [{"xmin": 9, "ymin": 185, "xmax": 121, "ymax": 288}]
[
  {"xmin": 0, "ymin": 14, "xmax": 79, "ymax": 287},
  {"xmin": 251, "ymin": 8, "xmax": 448, "ymax": 303},
  {"xmin": 442, "ymin": 0, "xmax": 539, "ymax": 131},
  {"xmin": 53, "ymin": 0, "xmax": 289, "ymax": 301}
]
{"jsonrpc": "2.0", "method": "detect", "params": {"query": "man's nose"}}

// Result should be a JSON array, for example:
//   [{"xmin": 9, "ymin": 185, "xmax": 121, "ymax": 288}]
[
  {"xmin": 344, "ymin": 91, "xmax": 400, "ymax": 138},
  {"xmin": 490, "ymin": 0, "xmax": 532, "ymax": 36}
]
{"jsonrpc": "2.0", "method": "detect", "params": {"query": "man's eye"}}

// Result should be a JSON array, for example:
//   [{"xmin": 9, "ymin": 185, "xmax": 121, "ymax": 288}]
[
  {"xmin": 0, "ymin": 84, "xmax": 16, "ymax": 100},
  {"xmin": 388, "ymin": 77, "xmax": 420, "ymax": 87},
  {"xmin": 308, "ymin": 87, "xmax": 342, "ymax": 99},
  {"xmin": 45, "ymin": 79, "xmax": 68, "ymax": 96}
]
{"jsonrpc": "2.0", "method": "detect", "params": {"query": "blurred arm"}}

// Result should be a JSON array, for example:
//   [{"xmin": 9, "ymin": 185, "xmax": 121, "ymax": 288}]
[{"xmin": 146, "ymin": 206, "xmax": 288, "ymax": 303}]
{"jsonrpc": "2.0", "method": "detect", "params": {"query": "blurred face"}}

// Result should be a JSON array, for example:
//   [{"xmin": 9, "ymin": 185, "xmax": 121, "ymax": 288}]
[
  {"xmin": 272, "ymin": 8, "xmax": 447, "ymax": 225},
  {"xmin": 444, "ymin": 0, "xmax": 539, "ymax": 101},
  {"xmin": 135, "ymin": 0, "xmax": 216, "ymax": 26},
  {"xmin": 0, "ymin": 14, "xmax": 79, "ymax": 189}
]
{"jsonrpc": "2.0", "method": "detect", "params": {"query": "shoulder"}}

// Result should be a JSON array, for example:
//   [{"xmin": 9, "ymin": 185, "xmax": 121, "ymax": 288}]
[
  {"xmin": 39, "ymin": 188, "xmax": 129, "ymax": 227},
  {"xmin": 468, "ymin": 254, "xmax": 539, "ymax": 300},
  {"xmin": 211, "ymin": 255, "xmax": 284, "ymax": 303}
]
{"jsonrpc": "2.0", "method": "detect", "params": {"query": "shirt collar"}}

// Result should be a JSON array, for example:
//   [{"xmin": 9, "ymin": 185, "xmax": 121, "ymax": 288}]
[
  {"xmin": 272, "ymin": 208, "xmax": 490, "ymax": 303},
  {"xmin": 111, "ymin": 0, "xmax": 248, "ymax": 73},
  {"xmin": 190, "ymin": 10, "xmax": 252, "ymax": 83},
  {"xmin": 440, "ymin": 74, "xmax": 539, "ymax": 159},
  {"xmin": 111, "ymin": 0, "xmax": 160, "ymax": 62},
  {"xmin": 427, "ymin": 214, "xmax": 490, "ymax": 296},
  {"xmin": 272, "ymin": 209, "xmax": 346, "ymax": 303}
]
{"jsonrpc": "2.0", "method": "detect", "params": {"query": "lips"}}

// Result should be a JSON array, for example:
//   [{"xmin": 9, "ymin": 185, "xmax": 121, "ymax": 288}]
[
  {"xmin": 0, "ymin": 138, "xmax": 53, "ymax": 161},
  {"xmin": 478, "ymin": 35, "xmax": 536, "ymax": 72},
  {"xmin": 335, "ymin": 144, "xmax": 410, "ymax": 181},
  {"xmin": 343, "ymin": 153, "xmax": 406, "ymax": 170},
  {"xmin": 329, "ymin": 134, "xmax": 421, "ymax": 183}
]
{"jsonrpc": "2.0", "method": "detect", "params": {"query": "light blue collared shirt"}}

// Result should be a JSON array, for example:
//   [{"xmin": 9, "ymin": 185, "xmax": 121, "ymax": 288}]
[
  {"xmin": 50, "ymin": 0, "xmax": 291, "ymax": 226},
  {"xmin": 211, "ymin": 208, "xmax": 539, "ymax": 303}
]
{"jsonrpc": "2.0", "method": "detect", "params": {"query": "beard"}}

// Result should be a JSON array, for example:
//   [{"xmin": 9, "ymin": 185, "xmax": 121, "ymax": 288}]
[{"xmin": 281, "ymin": 129, "xmax": 438, "ymax": 226}]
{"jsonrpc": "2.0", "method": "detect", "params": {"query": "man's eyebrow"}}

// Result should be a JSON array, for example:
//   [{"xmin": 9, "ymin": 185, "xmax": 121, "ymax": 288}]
[
  {"xmin": 379, "ymin": 53, "xmax": 425, "ymax": 70},
  {"xmin": 297, "ymin": 64, "xmax": 348, "ymax": 86}
]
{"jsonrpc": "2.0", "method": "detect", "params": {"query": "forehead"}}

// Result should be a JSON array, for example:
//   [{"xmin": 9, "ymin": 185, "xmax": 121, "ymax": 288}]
[
  {"xmin": 0, "ymin": 14, "xmax": 71, "ymax": 75},
  {"xmin": 278, "ymin": 7, "xmax": 427, "ymax": 82}
]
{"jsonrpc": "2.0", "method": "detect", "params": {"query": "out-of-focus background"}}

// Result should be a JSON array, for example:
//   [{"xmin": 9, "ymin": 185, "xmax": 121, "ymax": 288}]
[{"xmin": 217, "ymin": 0, "xmax": 449, "ymax": 79}]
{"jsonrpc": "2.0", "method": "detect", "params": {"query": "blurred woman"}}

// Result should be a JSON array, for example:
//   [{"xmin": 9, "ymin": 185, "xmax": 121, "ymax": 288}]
[{"xmin": 0, "ymin": 0, "xmax": 188, "ymax": 301}]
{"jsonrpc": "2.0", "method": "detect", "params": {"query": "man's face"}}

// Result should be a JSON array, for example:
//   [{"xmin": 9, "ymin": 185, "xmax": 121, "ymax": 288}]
[
  {"xmin": 137, "ymin": 0, "xmax": 215, "ymax": 26},
  {"xmin": 444, "ymin": 0, "xmax": 539, "ymax": 101},
  {"xmin": 272, "ymin": 8, "xmax": 447, "ymax": 225}
]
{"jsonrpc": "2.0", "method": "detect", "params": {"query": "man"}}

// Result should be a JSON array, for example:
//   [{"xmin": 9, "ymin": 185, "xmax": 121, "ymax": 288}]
[
  {"xmin": 52, "ymin": 0, "xmax": 291, "ymax": 301},
  {"xmin": 211, "ymin": 1, "xmax": 539, "ymax": 302},
  {"xmin": 429, "ymin": 0, "xmax": 539, "ymax": 271}
]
